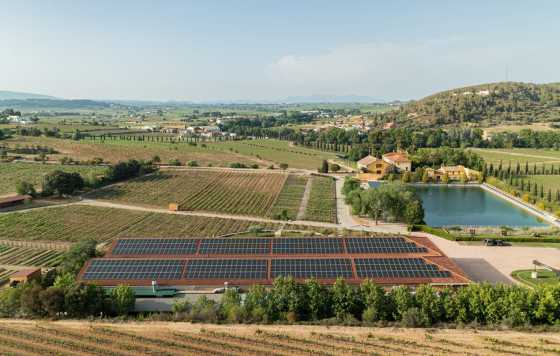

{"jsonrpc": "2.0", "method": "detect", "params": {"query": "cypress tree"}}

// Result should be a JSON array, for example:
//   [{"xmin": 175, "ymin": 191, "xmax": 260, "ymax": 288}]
[
  {"xmin": 547, "ymin": 189, "xmax": 552, "ymax": 203},
  {"xmin": 540, "ymin": 184, "xmax": 544, "ymax": 199},
  {"xmin": 524, "ymin": 161, "xmax": 529, "ymax": 175}
]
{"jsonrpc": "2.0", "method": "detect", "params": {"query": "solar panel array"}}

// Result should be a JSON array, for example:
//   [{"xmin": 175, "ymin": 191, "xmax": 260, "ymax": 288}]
[
  {"xmin": 112, "ymin": 238, "xmax": 197, "ymax": 255},
  {"xmin": 271, "ymin": 258, "xmax": 352, "ymax": 279},
  {"xmin": 82, "ymin": 259, "xmax": 185, "ymax": 280},
  {"xmin": 186, "ymin": 259, "xmax": 268, "ymax": 280},
  {"xmin": 199, "ymin": 238, "xmax": 270, "ymax": 255},
  {"xmin": 346, "ymin": 237, "xmax": 427, "ymax": 254},
  {"xmin": 273, "ymin": 238, "xmax": 344, "ymax": 254},
  {"xmin": 354, "ymin": 258, "xmax": 451, "ymax": 279}
]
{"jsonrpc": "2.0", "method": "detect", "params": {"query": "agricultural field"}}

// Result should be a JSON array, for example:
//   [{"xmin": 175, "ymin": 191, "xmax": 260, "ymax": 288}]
[
  {"xmin": 267, "ymin": 175, "xmax": 308, "ymax": 220},
  {"xmin": 88, "ymin": 169, "xmax": 289, "ymax": 218},
  {"xmin": 3, "ymin": 136, "xmax": 259, "ymax": 167},
  {"xmin": 0, "ymin": 205, "xmax": 300, "ymax": 242},
  {"xmin": 303, "ymin": 175, "xmax": 337, "ymax": 223},
  {"xmin": 523, "ymin": 174, "xmax": 560, "ymax": 192},
  {"xmin": 0, "ymin": 268, "xmax": 16, "ymax": 285},
  {"xmin": 208, "ymin": 139, "xmax": 338, "ymax": 169},
  {"xmin": 0, "ymin": 243, "xmax": 65, "ymax": 267},
  {"xmin": 1, "ymin": 322, "xmax": 560, "ymax": 356},
  {"xmin": 470, "ymin": 147, "xmax": 560, "ymax": 166},
  {"xmin": 0, "ymin": 162, "xmax": 107, "ymax": 196}
]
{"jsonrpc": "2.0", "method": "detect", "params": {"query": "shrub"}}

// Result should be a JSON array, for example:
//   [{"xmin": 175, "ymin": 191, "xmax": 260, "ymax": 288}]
[
  {"xmin": 16, "ymin": 181, "xmax": 36, "ymax": 197},
  {"xmin": 187, "ymin": 160, "xmax": 199, "ymax": 167},
  {"xmin": 401, "ymin": 307, "xmax": 422, "ymax": 327}
]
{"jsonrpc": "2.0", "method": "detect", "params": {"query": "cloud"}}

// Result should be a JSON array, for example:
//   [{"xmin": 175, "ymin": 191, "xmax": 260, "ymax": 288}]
[{"xmin": 265, "ymin": 40, "xmax": 560, "ymax": 100}]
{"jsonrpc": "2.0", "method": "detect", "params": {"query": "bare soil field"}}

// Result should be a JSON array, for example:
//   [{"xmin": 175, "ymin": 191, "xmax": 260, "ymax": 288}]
[{"xmin": 1, "ymin": 320, "xmax": 559, "ymax": 355}]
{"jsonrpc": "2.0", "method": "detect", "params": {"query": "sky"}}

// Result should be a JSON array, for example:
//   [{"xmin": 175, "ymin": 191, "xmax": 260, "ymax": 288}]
[{"xmin": 1, "ymin": 0, "xmax": 559, "ymax": 102}]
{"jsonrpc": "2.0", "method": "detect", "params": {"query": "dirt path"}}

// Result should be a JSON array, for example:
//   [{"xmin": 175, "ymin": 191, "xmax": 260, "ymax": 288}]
[{"xmin": 296, "ymin": 178, "xmax": 313, "ymax": 220}]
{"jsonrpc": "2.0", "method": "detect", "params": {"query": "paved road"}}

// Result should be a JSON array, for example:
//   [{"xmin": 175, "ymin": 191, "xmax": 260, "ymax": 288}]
[{"xmin": 414, "ymin": 232, "xmax": 560, "ymax": 284}]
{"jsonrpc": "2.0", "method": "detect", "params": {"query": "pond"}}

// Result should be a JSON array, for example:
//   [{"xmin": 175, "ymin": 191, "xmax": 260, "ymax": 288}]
[{"xmin": 367, "ymin": 182, "xmax": 548, "ymax": 227}]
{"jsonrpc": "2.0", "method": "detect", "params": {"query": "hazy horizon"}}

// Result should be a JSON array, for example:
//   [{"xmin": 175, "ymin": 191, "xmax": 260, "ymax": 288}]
[{"xmin": 2, "ymin": 1, "xmax": 559, "ymax": 102}]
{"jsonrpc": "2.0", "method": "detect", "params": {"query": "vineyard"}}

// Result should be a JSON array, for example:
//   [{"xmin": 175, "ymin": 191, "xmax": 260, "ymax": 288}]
[
  {"xmin": 0, "ymin": 268, "xmax": 16, "ymax": 285},
  {"xmin": 303, "ymin": 175, "xmax": 337, "ymax": 223},
  {"xmin": 0, "ymin": 162, "xmax": 107, "ymax": 196},
  {"xmin": 1, "ymin": 322, "xmax": 560, "ymax": 355},
  {"xmin": 89, "ymin": 170, "xmax": 289, "ymax": 218},
  {"xmin": 0, "ymin": 205, "xmax": 310, "ymax": 242},
  {"xmin": 267, "ymin": 175, "xmax": 308, "ymax": 220},
  {"xmin": 0, "ymin": 243, "xmax": 64, "ymax": 267},
  {"xmin": 4, "ymin": 136, "xmax": 259, "ymax": 167}
]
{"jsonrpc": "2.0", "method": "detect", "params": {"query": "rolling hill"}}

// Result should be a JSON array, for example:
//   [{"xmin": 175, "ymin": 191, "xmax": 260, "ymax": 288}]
[
  {"xmin": 381, "ymin": 82, "xmax": 560, "ymax": 127},
  {"xmin": 0, "ymin": 90, "xmax": 58, "ymax": 100}
]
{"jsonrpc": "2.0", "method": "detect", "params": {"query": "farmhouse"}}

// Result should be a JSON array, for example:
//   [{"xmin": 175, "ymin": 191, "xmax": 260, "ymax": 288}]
[
  {"xmin": 426, "ymin": 165, "xmax": 480, "ymax": 182},
  {"xmin": 382, "ymin": 152, "xmax": 411, "ymax": 173},
  {"xmin": 356, "ymin": 152, "xmax": 412, "ymax": 181},
  {"xmin": 9, "ymin": 268, "xmax": 42, "ymax": 286}
]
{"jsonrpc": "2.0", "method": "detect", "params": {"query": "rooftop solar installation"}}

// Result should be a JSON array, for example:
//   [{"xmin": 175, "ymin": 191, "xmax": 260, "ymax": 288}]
[
  {"xmin": 346, "ymin": 237, "xmax": 427, "ymax": 254},
  {"xmin": 185, "ymin": 259, "xmax": 268, "ymax": 280},
  {"xmin": 354, "ymin": 258, "xmax": 451, "ymax": 279},
  {"xmin": 111, "ymin": 239, "xmax": 197, "ymax": 255},
  {"xmin": 272, "ymin": 238, "xmax": 344, "ymax": 254},
  {"xmin": 271, "ymin": 258, "xmax": 353, "ymax": 279},
  {"xmin": 198, "ymin": 238, "xmax": 270, "ymax": 255},
  {"xmin": 82, "ymin": 259, "xmax": 184, "ymax": 280}
]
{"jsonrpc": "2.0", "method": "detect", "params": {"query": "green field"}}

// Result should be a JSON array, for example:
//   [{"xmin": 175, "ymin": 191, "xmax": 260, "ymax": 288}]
[
  {"xmin": 511, "ymin": 269, "xmax": 560, "ymax": 287},
  {"xmin": 267, "ymin": 175, "xmax": 308, "ymax": 220},
  {"xmin": 303, "ymin": 175, "xmax": 337, "ymax": 223},
  {"xmin": 208, "ymin": 139, "xmax": 337, "ymax": 169},
  {"xmin": 0, "ymin": 162, "xmax": 107, "ymax": 196},
  {"xmin": 524, "ymin": 175, "xmax": 560, "ymax": 191},
  {"xmin": 4, "ymin": 136, "xmax": 259, "ymax": 167},
  {"xmin": 470, "ymin": 148, "xmax": 560, "ymax": 166}
]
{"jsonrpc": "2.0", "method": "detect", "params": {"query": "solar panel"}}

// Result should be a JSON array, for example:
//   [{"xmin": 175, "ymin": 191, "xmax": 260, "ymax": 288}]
[
  {"xmin": 112, "ymin": 239, "xmax": 197, "ymax": 255},
  {"xmin": 354, "ymin": 258, "xmax": 451, "ymax": 279},
  {"xmin": 186, "ymin": 259, "xmax": 268, "ymax": 279},
  {"xmin": 272, "ymin": 238, "xmax": 344, "ymax": 254},
  {"xmin": 82, "ymin": 259, "xmax": 184, "ymax": 280},
  {"xmin": 346, "ymin": 237, "xmax": 427, "ymax": 254},
  {"xmin": 271, "ymin": 258, "xmax": 353, "ymax": 279},
  {"xmin": 198, "ymin": 238, "xmax": 270, "ymax": 255}
]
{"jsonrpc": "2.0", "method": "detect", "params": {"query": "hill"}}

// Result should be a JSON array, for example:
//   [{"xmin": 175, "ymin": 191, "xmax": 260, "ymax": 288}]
[
  {"xmin": 381, "ymin": 82, "xmax": 560, "ymax": 127},
  {"xmin": 0, "ymin": 98, "xmax": 115, "ymax": 110},
  {"xmin": 0, "ymin": 90, "xmax": 57, "ymax": 100}
]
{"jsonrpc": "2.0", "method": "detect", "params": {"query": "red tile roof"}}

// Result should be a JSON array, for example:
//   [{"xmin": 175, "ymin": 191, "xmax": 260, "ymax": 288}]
[{"xmin": 382, "ymin": 152, "xmax": 410, "ymax": 163}]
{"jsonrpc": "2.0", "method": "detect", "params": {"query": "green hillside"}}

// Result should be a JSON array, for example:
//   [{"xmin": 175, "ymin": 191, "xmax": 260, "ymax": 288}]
[{"xmin": 382, "ymin": 82, "xmax": 560, "ymax": 127}]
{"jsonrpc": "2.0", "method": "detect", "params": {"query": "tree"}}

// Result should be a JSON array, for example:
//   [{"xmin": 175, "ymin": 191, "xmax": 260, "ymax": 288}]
[
  {"xmin": 151, "ymin": 155, "xmax": 161, "ymax": 163},
  {"xmin": 269, "ymin": 277, "xmax": 304, "ymax": 321},
  {"xmin": 111, "ymin": 285, "xmax": 135, "ymax": 315},
  {"xmin": 279, "ymin": 163, "xmax": 289, "ymax": 170},
  {"xmin": 401, "ymin": 171, "xmax": 412, "ymax": 183},
  {"xmin": 421, "ymin": 170, "xmax": 430, "ymax": 183},
  {"xmin": 360, "ymin": 280, "xmax": 389, "ymax": 322},
  {"xmin": 319, "ymin": 160, "xmax": 329, "ymax": 173},
  {"xmin": 187, "ymin": 160, "xmax": 199, "ymax": 167},
  {"xmin": 329, "ymin": 163, "xmax": 340, "ymax": 172},
  {"xmin": 459, "ymin": 172, "xmax": 468, "ymax": 184},
  {"xmin": 20, "ymin": 283, "xmax": 45, "ymax": 316},
  {"xmin": 40, "ymin": 287, "xmax": 65, "ymax": 317},
  {"xmin": 441, "ymin": 173, "xmax": 450, "ymax": 184},
  {"xmin": 404, "ymin": 200, "xmax": 425, "ymax": 225},
  {"xmin": 305, "ymin": 278, "xmax": 330, "ymax": 320},
  {"xmin": 16, "ymin": 181, "xmax": 36, "ymax": 197},
  {"xmin": 390, "ymin": 286, "xmax": 414, "ymax": 321},
  {"xmin": 42, "ymin": 170, "xmax": 84, "ymax": 197},
  {"xmin": 331, "ymin": 278, "xmax": 361, "ymax": 320},
  {"xmin": 58, "ymin": 239, "xmax": 97, "ymax": 275},
  {"xmin": 415, "ymin": 284, "xmax": 442, "ymax": 326},
  {"xmin": 243, "ymin": 284, "xmax": 269, "ymax": 322},
  {"xmin": 220, "ymin": 288, "xmax": 243, "ymax": 323}
]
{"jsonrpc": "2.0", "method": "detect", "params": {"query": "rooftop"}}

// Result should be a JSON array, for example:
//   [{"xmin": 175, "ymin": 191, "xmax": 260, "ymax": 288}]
[{"xmin": 357, "ymin": 155, "xmax": 378, "ymax": 166}]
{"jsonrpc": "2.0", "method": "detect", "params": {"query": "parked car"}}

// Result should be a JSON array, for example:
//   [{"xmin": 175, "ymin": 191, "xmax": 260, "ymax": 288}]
[{"xmin": 484, "ymin": 239, "xmax": 507, "ymax": 246}]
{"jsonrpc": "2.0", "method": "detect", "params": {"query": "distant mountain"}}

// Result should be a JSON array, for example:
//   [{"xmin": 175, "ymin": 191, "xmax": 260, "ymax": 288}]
[
  {"xmin": 281, "ymin": 95, "xmax": 384, "ymax": 104},
  {"xmin": 381, "ymin": 82, "xmax": 560, "ymax": 127},
  {"xmin": 0, "ymin": 90, "xmax": 58, "ymax": 100},
  {"xmin": 0, "ymin": 98, "xmax": 116, "ymax": 110}
]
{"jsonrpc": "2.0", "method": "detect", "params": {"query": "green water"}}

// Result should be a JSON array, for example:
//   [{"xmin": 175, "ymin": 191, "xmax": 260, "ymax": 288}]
[{"xmin": 413, "ymin": 185, "xmax": 548, "ymax": 227}]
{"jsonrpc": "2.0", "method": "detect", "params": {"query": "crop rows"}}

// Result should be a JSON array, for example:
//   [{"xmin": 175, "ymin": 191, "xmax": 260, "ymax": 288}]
[
  {"xmin": 267, "ymin": 175, "xmax": 308, "ymax": 220},
  {"xmin": 89, "ymin": 170, "xmax": 288, "ymax": 217},
  {"xmin": 0, "ymin": 268, "xmax": 16, "ymax": 285},
  {"xmin": 303, "ymin": 176, "xmax": 337, "ymax": 223},
  {"xmin": 0, "ymin": 244, "xmax": 64, "ymax": 267},
  {"xmin": 1, "ymin": 323, "xmax": 559, "ymax": 356}
]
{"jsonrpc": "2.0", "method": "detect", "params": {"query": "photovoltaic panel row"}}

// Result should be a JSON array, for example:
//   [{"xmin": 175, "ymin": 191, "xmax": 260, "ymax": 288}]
[
  {"xmin": 354, "ymin": 258, "xmax": 450, "ymax": 279},
  {"xmin": 82, "ymin": 259, "xmax": 185, "ymax": 280},
  {"xmin": 272, "ymin": 238, "xmax": 344, "ymax": 254},
  {"xmin": 112, "ymin": 239, "xmax": 197, "ymax": 255},
  {"xmin": 346, "ymin": 237, "xmax": 427, "ymax": 254},
  {"xmin": 271, "ymin": 258, "xmax": 353, "ymax": 279},
  {"xmin": 185, "ymin": 259, "xmax": 268, "ymax": 279},
  {"xmin": 198, "ymin": 238, "xmax": 270, "ymax": 255}
]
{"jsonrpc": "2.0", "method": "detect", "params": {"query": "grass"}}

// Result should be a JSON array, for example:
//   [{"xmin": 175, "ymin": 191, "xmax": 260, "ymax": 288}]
[
  {"xmin": 88, "ymin": 170, "xmax": 288, "ymax": 218},
  {"xmin": 267, "ymin": 175, "xmax": 308, "ymax": 220},
  {"xmin": 208, "ymin": 139, "xmax": 338, "ymax": 169},
  {"xmin": 303, "ymin": 175, "xmax": 337, "ymax": 223},
  {"xmin": 524, "ymin": 174, "xmax": 560, "ymax": 191},
  {"xmin": 511, "ymin": 269, "xmax": 559, "ymax": 287},
  {"xmin": 4, "ymin": 136, "xmax": 259, "ymax": 167},
  {"xmin": 470, "ymin": 147, "xmax": 560, "ymax": 166},
  {"xmin": 0, "ymin": 162, "xmax": 107, "ymax": 196}
]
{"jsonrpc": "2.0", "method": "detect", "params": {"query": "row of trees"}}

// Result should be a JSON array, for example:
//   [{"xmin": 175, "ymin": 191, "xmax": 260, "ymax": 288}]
[
  {"xmin": 342, "ymin": 179, "xmax": 425, "ymax": 225},
  {"xmin": 171, "ymin": 277, "xmax": 560, "ymax": 327},
  {"xmin": 0, "ymin": 239, "xmax": 135, "ymax": 318}
]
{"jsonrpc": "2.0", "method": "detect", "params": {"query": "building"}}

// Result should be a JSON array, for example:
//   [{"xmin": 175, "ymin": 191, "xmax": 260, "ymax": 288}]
[
  {"xmin": 0, "ymin": 195, "xmax": 31, "ymax": 209},
  {"xmin": 382, "ymin": 152, "xmax": 411, "ymax": 173},
  {"xmin": 78, "ymin": 236, "xmax": 470, "ymax": 288},
  {"xmin": 357, "ymin": 155, "xmax": 392, "ymax": 177},
  {"xmin": 426, "ymin": 165, "xmax": 480, "ymax": 182},
  {"xmin": 9, "ymin": 268, "xmax": 42, "ymax": 286}
]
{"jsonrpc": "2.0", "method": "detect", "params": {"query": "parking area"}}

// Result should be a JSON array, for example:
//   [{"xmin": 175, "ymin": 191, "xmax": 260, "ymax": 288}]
[{"xmin": 418, "ymin": 233, "xmax": 560, "ymax": 284}]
